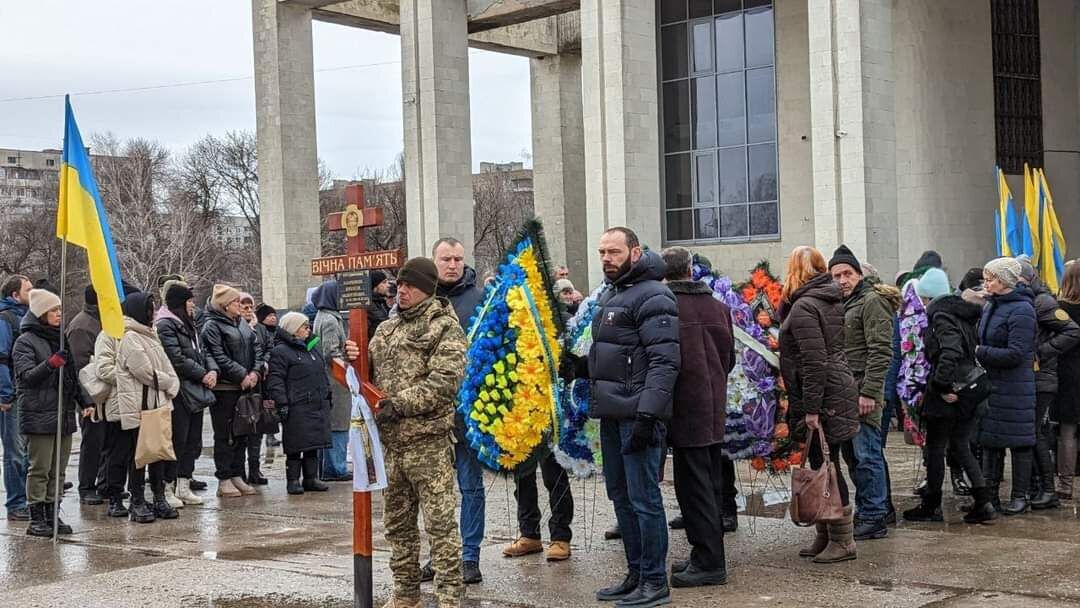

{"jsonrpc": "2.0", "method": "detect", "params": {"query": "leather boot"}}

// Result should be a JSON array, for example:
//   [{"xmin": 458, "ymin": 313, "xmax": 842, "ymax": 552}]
[
  {"xmin": 812, "ymin": 507, "xmax": 856, "ymax": 564},
  {"xmin": 902, "ymin": 492, "xmax": 943, "ymax": 522},
  {"xmin": 44, "ymin": 502, "xmax": 73, "ymax": 535},
  {"xmin": 176, "ymin": 479, "xmax": 204, "ymax": 505},
  {"xmin": 107, "ymin": 494, "xmax": 129, "ymax": 518},
  {"xmin": 1002, "ymin": 496, "xmax": 1030, "ymax": 516},
  {"xmin": 963, "ymin": 486, "xmax": 998, "ymax": 524},
  {"xmin": 503, "ymin": 537, "xmax": 544, "ymax": 557},
  {"xmin": 163, "ymin": 482, "xmax": 184, "ymax": 509},
  {"xmin": 302, "ymin": 455, "xmax": 328, "ymax": 492},
  {"xmin": 798, "ymin": 522, "xmax": 828, "ymax": 558},
  {"xmin": 25, "ymin": 503, "xmax": 51, "ymax": 538},
  {"xmin": 248, "ymin": 464, "xmax": 268, "ymax": 486},
  {"xmin": 152, "ymin": 493, "xmax": 179, "ymax": 519},
  {"xmin": 231, "ymin": 476, "xmax": 257, "ymax": 496},
  {"xmin": 286, "ymin": 459, "xmax": 304, "ymax": 495},
  {"xmin": 128, "ymin": 498, "xmax": 156, "ymax": 524}
]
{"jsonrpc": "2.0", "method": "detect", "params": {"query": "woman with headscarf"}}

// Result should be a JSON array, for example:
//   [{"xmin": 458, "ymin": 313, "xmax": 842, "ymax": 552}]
[
  {"xmin": 13, "ymin": 289, "xmax": 94, "ymax": 536},
  {"xmin": 115, "ymin": 292, "xmax": 182, "ymax": 523},
  {"xmin": 266, "ymin": 312, "xmax": 332, "ymax": 495},
  {"xmin": 976, "ymin": 257, "xmax": 1037, "ymax": 515},
  {"xmin": 312, "ymin": 280, "xmax": 352, "ymax": 481},
  {"xmin": 778, "ymin": 246, "xmax": 860, "ymax": 564},
  {"xmin": 157, "ymin": 283, "xmax": 217, "ymax": 507}
]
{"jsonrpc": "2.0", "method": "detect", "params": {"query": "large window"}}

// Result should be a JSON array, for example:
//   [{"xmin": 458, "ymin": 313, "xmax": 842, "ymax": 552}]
[
  {"xmin": 991, "ymin": 0, "xmax": 1042, "ymax": 174},
  {"xmin": 661, "ymin": 0, "xmax": 778, "ymax": 244}
]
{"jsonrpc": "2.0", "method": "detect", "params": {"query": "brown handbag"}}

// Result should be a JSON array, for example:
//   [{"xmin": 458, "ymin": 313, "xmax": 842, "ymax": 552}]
[{"xmin": 789, "ymin": 426, "xmax": 845, "ymax": 526}]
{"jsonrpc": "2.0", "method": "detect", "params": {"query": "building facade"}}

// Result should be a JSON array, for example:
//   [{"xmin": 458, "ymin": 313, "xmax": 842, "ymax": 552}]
[
  {"xmin": 0, "ymin": 148, "xmax": 63, "ymax": 215},
  {"xmin": 253, "ymin": 0, "xmax": 1080, "ymax": 305}
]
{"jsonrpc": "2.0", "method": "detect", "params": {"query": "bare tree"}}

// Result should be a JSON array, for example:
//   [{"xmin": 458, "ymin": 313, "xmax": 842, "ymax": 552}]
[
  {"xmin": 320, "ymin": 153, "xmax": 408, "ymax": 256},
  {"xmin": 209, "ymin": 131, "xmax": 260, "ymax": 237},
  {"xmin": 472, "ymin": 169, "xmax": 534, "ymax": 273}
]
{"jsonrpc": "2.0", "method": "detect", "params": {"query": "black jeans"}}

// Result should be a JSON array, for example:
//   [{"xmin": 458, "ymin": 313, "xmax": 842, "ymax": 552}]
[
  {"xmin": 1034, "ymin": 392, "xmax": 1056, "ymax": 486},
  {"xmin": 164, "ymin": 404, "xmax": 204, "ymax": 482},
  {"xmin": 209, "ymin": 392, "xmax": 248, "ymax": 480},
  {"xmin": 672, "ymin": 444, "xmax": 727, "ymax": 571},
  {"xmin": 104, "ymin": 425, "xmax": 165, "ymax": 500},
  {"xmin": 925, "ymin": 416, "xmax": 985, "ymax": 504},
  {"xmin": 808, "ymin": 437, "xmax": 850, "ymax": 507},
  {"xmin": 77, "ymin": 414, "xmax": 108, "ymax": 496},
  {"xmin": 983, "ymin": 446, "xmax": 1034, "ymax": 499},
  {"xmin": 514, "ymin": 451, "xmax": 573, "ymax": 542}
]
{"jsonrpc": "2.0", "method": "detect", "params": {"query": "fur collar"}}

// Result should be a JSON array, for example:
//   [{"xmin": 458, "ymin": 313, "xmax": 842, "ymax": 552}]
[{"xmin": 667, "ymin": 279, "xmax": 712, "ymax": 295}]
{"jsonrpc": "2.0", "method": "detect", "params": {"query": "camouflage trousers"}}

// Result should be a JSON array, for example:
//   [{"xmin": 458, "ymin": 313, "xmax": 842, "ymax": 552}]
[{"xmin": 383, "ymin": 436, "xmax": 463, "ymax": 607}]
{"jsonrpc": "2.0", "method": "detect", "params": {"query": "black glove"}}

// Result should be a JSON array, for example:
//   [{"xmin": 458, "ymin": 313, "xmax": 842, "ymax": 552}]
[
  {"xmin": 622, "ymin": 412, "xmax": 660, "ymax": 455},
  {"xmin": 375, "ymin": 399, "xmax": 399, "ymax": 426},
  {"xmin": 559, "ymin": 354, "xmax": 579, "ymax": 383}
]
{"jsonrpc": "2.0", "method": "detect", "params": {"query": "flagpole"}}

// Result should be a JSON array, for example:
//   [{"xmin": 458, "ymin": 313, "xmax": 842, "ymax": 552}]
[{"xmin": 53, "ymin": 236, "xmax": 68, "ymax": 543}]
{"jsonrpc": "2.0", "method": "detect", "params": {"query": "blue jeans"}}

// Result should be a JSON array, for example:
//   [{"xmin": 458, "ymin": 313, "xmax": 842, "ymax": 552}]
[
  {"xmin": 454, "ymin": 438, "xmax": 485, "ymax": 563},
  {"xmin": 600, "ymin": 418, "xmax": 668, "ymax": 585},
  {"xmin": 843, "ymin": 422, "xmax": 889, "ymax": 522},
  {"xmin": 0, "ymin": 408, "xmax": 27, "ymax": 511},
  {"xmin": 319, "ymin": 431, "xmax": 350, "ymax": 479}
]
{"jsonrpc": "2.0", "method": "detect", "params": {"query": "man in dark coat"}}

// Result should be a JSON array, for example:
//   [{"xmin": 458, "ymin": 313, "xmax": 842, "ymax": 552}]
[
  {"xmin": 429, "ymin": 237, "xmax": 486, "ymax": 585},
  {"xmin": 829, "ymin": 245, "xmax": 894, "ymax": 541},
  {"xmin": 0, "ymin": 274, "xmax": 31, "ymax": 521},
  {"xmin": 584, "ymin": 227, "xmax": 680, "ymax": 607},
  {"xmin": 662, "ymin": 246, "xmax": 733, "ymax": 589},
  {"xmin": 367, "ymin": 270, "xmax": 392, "ymax": 341},
  {"xmin": 67, "ymin": 285, "xmax": 108, "ymax": 506}
]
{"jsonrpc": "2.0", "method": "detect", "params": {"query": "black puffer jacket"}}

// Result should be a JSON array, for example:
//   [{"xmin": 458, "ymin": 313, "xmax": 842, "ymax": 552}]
[
  {"xmin": 199, "ymin": 302, "xmax": 267, "ymax": 390},
  {"xmin": 157, "ymin": 307, "xmax": 217, "ymax": 411},
  {"xmin": 266, "ymin": 328, "xmax": 332, "ymax": 454},
  {"xmin": 778, "ymin": 272, "xmax": 859, "ymax": 444},
  {"xmin": 13, "ymin": 313, "xmax": 90, "ymax": 435},
  {"xmin": 437, "ymin": 266, "xmax": 485, "ymax": 332},
  {"xmin": 1053, "ymin": 300, "xmax": 1080, "ymax": 424},
  {"xmin": 587, "ymin": 250, "xmax": 680, "ymax": 421},
  {"xmin": 1027, "ymin": 278, "xmax": 1080, "ymax": 393},
  {"xmin": 922, "ymin": 295, "xmax": 982, "ymax": 419}
]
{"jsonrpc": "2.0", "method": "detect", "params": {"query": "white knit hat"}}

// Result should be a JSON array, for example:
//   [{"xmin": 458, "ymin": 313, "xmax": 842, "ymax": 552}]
[
  {"xmin": 278, "ymin": 311, "xmax": 309, "ymax": 337},
  {"xmin": 28, "ymin": 289, "xmax": 61, "ymax": 319},
  {"xmin": 984, "ymin": 257, "xmax": 1023, "ymax": 289}
]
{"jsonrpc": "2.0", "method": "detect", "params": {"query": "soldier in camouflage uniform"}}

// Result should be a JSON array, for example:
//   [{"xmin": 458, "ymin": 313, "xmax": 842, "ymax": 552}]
[{"xmin": 369, "ymin": 257, "xmax": 468, "ymax": 608}]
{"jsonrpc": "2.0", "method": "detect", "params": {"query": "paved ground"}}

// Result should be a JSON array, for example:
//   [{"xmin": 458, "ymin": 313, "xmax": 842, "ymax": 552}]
[{"xmin": 2, "ymin": 432, "xmax": 1080, "ymax": 607}]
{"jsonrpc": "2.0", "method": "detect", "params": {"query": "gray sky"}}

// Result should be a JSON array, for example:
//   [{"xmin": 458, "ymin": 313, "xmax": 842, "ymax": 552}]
[{"xmin": 0, "ymin": 1, "xmax": 533, "ymax": 178}]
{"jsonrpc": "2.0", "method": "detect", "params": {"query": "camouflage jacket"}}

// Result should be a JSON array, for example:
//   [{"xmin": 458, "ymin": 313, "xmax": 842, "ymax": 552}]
[{"xmin": 369, "ymin": 296, "xmax": 467, "ymax": 451}]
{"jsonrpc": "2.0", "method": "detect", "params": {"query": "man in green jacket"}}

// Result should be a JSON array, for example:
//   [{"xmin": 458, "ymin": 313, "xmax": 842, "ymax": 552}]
[{"xmin": 830, "ymin": 245, "xmax": 895, "ymax": 541}]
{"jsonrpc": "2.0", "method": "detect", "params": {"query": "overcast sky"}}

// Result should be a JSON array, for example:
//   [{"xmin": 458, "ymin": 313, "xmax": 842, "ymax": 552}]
[{"xmin": 0, "ymin": 1, "xmax": 533, "ymax": 178}]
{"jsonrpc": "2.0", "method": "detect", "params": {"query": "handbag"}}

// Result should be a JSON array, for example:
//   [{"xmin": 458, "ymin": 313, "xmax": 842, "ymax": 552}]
[
  {"xmin": 232, "ymin": 390, "xmax": 262, "ymax": 437},
  {"xmin": 180, "ymin": 380, "xmax": 215, "ymax": 414},
  {"xmin": 256, "ymin": 395, "xmax": 281, "ymax": 435},
  {"xmin": 952, "ymin": 363, "xmax": 991, "ymax": 404},
  {"xmin": 789, "ymin": 427, "xmax": 845, "ymax": 526},
  {"xmin": 134, "ymin": 371, "xmax": 176, "ymax": 468},
  {"xmin": 78, "ymin": 356, "xmax": 112, "ymax": 406}
]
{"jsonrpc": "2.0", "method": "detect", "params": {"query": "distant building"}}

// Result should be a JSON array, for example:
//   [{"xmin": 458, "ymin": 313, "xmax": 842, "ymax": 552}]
[
  {"xmin": 0, "ymin": 148, "xmax": 63, "ymax": 214},
  {"xmin": 215, "ymin": 215, "xmax": 256, "ymax": 249}
]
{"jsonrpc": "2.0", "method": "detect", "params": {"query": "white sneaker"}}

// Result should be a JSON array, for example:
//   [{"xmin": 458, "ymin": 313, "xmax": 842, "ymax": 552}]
[
  {"xmin": 176, "ymin": 478, "xmax": 204, "ymax": 505},
  {"xmin": 163, "ymin": 483, "xmax": 184, "ymax": 509},
  {"xmin": 231, "ymin": 476, "xmax": 257, "ymax": 496}
]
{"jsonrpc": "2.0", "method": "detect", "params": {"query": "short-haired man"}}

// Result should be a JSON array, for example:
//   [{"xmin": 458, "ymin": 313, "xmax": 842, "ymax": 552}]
[
  {"xmin": 829, "ymin": 245, "xmax": 895, "ymax": 541},
  {"xmin": 583, "ymin": 227, "xmax": 680, "ymax": 607},
  {"xmin": 429, "ymin": 237, "xmax": 486, "ymax": 585},
  {"xmin": 0, "ymin": 274, "xmax": 31, "ymax": 521},
  {"xmin": 370, "ymin": 257, "xmax": 467, "ymax": 608}
]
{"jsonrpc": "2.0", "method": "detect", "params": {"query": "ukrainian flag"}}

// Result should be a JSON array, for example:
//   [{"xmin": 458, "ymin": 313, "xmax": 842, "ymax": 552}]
[
  {"xmin": 57, "ymin": 96, "xmax": 125, "ymax": 338},
  {"xmin": 995, "ymin": 166, "xmax": 1021, "ymax": 256},
  {"xmin": 1022, "ymin": 164, "xmax": 1040, "ymax": 264},
  {"xmin": 1038, "ymin": 169, "xmax": 1067, "ymax": 293}
]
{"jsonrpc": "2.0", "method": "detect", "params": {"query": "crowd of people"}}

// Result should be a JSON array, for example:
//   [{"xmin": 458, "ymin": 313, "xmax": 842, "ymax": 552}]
[{"xmin": 0, "ymin": 225, "xmax": 1075, "ymax": 608}]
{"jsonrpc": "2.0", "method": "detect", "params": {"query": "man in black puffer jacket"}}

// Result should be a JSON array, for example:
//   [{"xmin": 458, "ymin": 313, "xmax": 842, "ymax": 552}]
[{"xmin": 584, "ymin": 227, "xmax": 680, "ymax": 608}]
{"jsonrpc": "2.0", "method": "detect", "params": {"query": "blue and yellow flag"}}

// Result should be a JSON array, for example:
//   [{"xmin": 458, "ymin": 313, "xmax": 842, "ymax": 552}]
[
  {"xmin": 995, "ymin": 166, "xmax": 1021, "ymax": 256},
  {"xmin": 57, "ymin": 96, "xmax": 125, "ymax": 338},
  {"xmin": 1038, "ymin": 169, "xmax": 1067, "ymax": 293},
  {"xmin": 1022, "ymin": 163, "xmax": 1040, "ymax": 264}
]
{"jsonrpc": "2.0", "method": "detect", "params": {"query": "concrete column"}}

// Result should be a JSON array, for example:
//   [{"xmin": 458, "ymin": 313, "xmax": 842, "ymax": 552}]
[
  {"xmin": 530, "ymin": 53, "xmax": 588, "ymax": 289},
  {"xmin": 401, "ymin": 0, "xmax": 476, "ymax": 260},
  {"xmin": 580, "ymin": 0, "xmax": 662, "ymax": 287},
  {"xmin": 807, "ymin": 0, "xmax": 898, "ymax": 277},
  {"xmin": 252, "ymin": 0, "xmax": 321, "ymax": 309}
]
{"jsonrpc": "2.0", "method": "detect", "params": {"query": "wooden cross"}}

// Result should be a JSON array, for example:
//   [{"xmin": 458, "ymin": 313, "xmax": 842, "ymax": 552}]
[{"xmin": 327, "ymin": 184, "xmax": 384, "ymax": 256}]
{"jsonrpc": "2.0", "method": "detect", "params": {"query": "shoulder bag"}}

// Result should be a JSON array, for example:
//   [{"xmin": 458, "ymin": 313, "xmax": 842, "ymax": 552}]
[
  {"xmin": 134, "ymin": 371, "xmax": 177, "ymax": 468},
  {"xmin": 790, "ymin": 427, "xmax": 845, "ymax": 526},
  {"xmin": 232, "ymin": 389, "xmax": 262, "ymax": 437}
]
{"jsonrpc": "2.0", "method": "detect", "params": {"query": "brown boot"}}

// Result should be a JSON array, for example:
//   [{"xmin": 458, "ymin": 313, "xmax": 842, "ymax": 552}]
[
  {"xmin": 812, "ymin": 507, "xmax": 857, "ymax": 564},
  {"xmin": 546, "ymin": 540, "xmax": 571, "ymax": 561},
  {"xmin": 798, "ymin": 522, "xmax": 829, "ymax": 558},
  {"xmin": 503, "ymin": 537, "xmax": 544, "ymax": 557},
  {"xmin": 380, "ymin": 596, "xmax": 421, "ymax": 608}
]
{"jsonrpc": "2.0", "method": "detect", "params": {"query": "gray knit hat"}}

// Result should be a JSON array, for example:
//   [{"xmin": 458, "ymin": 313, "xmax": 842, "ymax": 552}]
[
  {"xmin": 984, "ymin": 257, "xmax": 1023, "ymax": 288},
  {"xmin": 278, "ymin": 311, "xmax": 309, "ymax": 337}
]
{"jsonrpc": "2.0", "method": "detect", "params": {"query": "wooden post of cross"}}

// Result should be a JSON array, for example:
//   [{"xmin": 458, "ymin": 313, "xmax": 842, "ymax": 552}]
[{"xmin": 317, "ymin": 182, "xmax": 402, "ymax": 608}]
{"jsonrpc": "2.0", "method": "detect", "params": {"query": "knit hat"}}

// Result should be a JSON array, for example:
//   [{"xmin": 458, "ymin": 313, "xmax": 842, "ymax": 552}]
[
  {"xmin": 984, "ymin": 257, "xmax": 1023, "ymax": 288},
  {"xmin": 1017, "ymin": 258, "xmax": 1038, "ymax": 285},
  {"xmin": 159, "ymin": 278, "xmax": 189, "ymax": 306},
  {"xmin": 279, "ymin": 311, "xmax": 309, "ymax": 337},
  {"xmin": 84, "ymin": 285, "xmax": 98, "ymax": 306},
  {"xmin": 370, "ymin": 270, "xmax": 388, "ymax": 290},
  {"xmin": 554, "ymin": 278, "xmax": 575, "ymax": 293},
  {"xmin": 397, "ymin": 257, "xmax": 439, "ymax": 296},
  {"xmin": 828, "ymin": 244, "xmax": 862, "ymax": 273},
  {"xmin": 165, "ymin": 283, "xmax": 194, "ymax": 311},
  {"xmin": 211, "ymin": 284, "xmax": 242, "ymax": 310},
  {"xmin": 28, "ymin": 288, "xmax": 61, "ymax": 319},
  {"xmin": 915, "ymin": 268, "xmax": 951, "ymax": 300},
  {"xmin": 239, "ymin": 292, "xmax": 255, "ymax": 305},
  {"xmin": 914, "ymin": 250, "xmax": 943, "ymax": 270},
  {"xmin": 255, "ymin": 303, "xmax": 277, "ymax": 323}
]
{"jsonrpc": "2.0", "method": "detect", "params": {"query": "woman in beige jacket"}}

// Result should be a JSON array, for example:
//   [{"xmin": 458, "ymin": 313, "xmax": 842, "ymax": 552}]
[{"xmin": 113, "ymin": 292, "xmax": 180, "ymax": 524}]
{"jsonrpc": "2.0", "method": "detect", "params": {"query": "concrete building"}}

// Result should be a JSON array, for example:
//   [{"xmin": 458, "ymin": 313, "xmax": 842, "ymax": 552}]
[
  {"xmin": 0, "ymin": 148, "xmax": 63, "ymax": 214},
  {"xmin": 253, "ymin": 0, "xmax": 1080, "ymax": 306}
]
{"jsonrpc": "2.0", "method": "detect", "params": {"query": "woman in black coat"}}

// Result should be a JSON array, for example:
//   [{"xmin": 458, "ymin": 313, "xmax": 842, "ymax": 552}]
[
  {"xmin": 157, "ymin": 283, "xmax": 217, "ymax": 506},
  {"xmin": 13, "ymin": 289, "xmax": 94, "ymax": 537},
  {"xmin": 975, "ymin": 258, "xmax": 1037, "ymax": 515},
  {"xmin": 778, "ymin": 247, "xmax": 859, "ymax": 565},
  {"xmin": 266, "ymin": 312, "xmax": 331, "ymax": 495},
  {"xmin": 902, "ymin": 269, "xmax": 994, "ymax": 524},
  {"xmin": 1054, "ymin": 262, "xmax": 1080, "ymax": 499}
]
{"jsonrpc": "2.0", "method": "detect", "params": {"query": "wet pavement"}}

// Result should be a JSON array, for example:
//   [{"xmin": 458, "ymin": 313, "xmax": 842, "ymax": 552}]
[{"xmin": 2, "ymin": 433, "xmax": 1080, "ymax": 607}]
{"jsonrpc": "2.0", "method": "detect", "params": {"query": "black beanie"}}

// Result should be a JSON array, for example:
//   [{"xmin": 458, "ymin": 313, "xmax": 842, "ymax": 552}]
[
  {"xmin": 255, "ymin": 303, "xmax": 277, "ymax": 323},
  {"xmin": 397, "ymin": 257, "xmax": 439, "ymax": 296},
  {"xmin": 828, "ymin": 244, "xmax": 862, "ymax": 273},
  {"xmin": 370, "ymin": 270, "xmax": 388, "ymax": 290},
  {"xmin": 84, "ymin": 285, "xmax": 98, "ymax": 306},
  {"xmin": 165, "ymin": 283, "xmax": 194, "ymax": 312},
  {"xmin": 959, "ymin": 267, "xmax": 984, "ymax": 292},
  {"xmin": 914, "ymin": 250, "xmax": 943, "ymax": 271}
]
